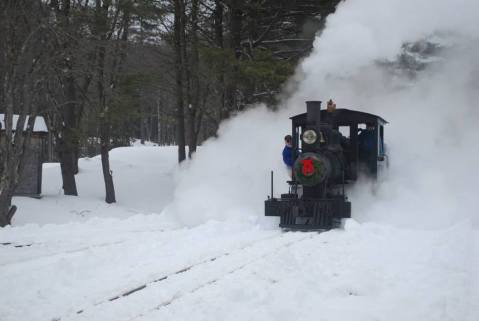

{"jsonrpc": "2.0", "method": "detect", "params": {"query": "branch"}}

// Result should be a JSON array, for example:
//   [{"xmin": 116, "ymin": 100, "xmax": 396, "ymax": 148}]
[{"xmin": 260, "ymin": 38, "xmax": 313, "ymax": 45}]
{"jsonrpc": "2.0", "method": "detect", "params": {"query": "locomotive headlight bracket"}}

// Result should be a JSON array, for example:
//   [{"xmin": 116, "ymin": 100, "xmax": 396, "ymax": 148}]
[{"xmin": 302, "ymin": 129, "xmax": 317, "ymax": 144}]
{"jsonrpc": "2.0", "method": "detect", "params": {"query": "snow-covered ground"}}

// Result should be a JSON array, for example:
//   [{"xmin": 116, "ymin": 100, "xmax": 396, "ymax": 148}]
[
  {"xmin": 0, "ymin": 146, "xmax": 478, "ymax": 321},
  {"xmin": 11, "ymin": 145, "xmax": 178, "ymax": 226}
]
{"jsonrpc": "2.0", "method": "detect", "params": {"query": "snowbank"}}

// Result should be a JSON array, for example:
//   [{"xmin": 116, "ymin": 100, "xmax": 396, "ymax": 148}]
[{"xmin": 12, "ymin": 146, "xmax": 178, "ymax": 226}]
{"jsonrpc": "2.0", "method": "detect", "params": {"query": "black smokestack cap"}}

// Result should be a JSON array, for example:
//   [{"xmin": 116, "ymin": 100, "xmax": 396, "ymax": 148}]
[{"xmin": 306, "ymin": 101, "xmax": 322, "ymax": 124}]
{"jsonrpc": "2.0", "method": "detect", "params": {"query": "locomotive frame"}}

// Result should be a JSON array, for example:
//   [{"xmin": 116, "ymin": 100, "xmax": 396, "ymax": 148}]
[{"xmin": 265, "ymin": 101, "xmax": 388, "ymax": 230}]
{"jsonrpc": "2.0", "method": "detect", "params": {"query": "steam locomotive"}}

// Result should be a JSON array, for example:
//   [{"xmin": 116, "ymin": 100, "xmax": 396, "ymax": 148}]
[{"xmin": 265, "ymin": 101, "xmax": 388, "ymax": 230}]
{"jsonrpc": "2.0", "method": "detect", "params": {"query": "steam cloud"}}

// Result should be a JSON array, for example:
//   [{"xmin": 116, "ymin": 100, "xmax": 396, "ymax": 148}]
[{"xmin": 165, "ymin": 0, "xmax": 479, "ymax": 229}]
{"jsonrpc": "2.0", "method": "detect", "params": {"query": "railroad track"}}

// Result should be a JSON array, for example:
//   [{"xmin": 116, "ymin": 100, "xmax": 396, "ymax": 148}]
[
  {"xmin": 64, "ymin": 231, "xmax": 318, "ymax": 321},
  {"xmin": 0, "ymin": 228, "xmax": 171, "ymax": 267}
]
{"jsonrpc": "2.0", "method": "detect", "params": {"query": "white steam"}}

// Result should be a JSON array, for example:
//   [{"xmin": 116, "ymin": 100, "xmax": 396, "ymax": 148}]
[{"xmin": 165, "ymin": 0, "xmax": 479, "ymax": 229}]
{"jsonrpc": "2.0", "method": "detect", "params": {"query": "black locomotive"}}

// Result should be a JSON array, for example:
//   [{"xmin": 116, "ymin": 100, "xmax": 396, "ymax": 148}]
[{"xmin": 265, "ymin": 101, "xmax": 388, "ymax": 230}]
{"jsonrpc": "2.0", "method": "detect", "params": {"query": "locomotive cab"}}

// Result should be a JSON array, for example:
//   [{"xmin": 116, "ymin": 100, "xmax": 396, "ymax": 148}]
[{"xmin": 265, "ymin": 101, "xmax": 388, "ymax": 230}]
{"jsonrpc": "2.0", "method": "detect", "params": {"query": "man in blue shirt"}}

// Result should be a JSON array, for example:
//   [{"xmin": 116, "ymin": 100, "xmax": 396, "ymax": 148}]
[
  {"xmin": 358, "ymin": 125, "xmax": 375, "ymax": 153},
  {"xmin": 358, "ymin": 124, "xmax": 380, "ymax": 174},
  {"xmin": 283, "ymin": 135, "xmax": 293, "ymax": 169}
]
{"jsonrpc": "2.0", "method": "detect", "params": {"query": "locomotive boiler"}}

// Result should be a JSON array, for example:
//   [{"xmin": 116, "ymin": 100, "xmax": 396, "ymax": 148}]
[{"xmin": 265, "ymin": 101, "xmax": 388, "ymax": 230}]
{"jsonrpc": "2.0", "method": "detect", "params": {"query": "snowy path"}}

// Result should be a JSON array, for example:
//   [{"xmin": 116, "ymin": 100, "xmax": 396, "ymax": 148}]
[
  {"xmin": 67, "ymin": 229, "xmax": 312, "ymax": 321},
  {"xmin": 0, "ymin": 220, "xmax": 280, "ymax": 321},
  {"xmin": 130, "ymin": 222, "xmax": 476, "ymax": 321},
  {"xmin": 1, "ymin": 219, "xmax": 476, "ymax": 321}
]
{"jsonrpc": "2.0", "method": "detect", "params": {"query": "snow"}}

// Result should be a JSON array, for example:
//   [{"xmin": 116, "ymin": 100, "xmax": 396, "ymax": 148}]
[
  {"xmin": 0, "ymin": 114, "xmax": 48, "ymax": 132},
  {"xmin": 12, "ymin": 146, "xmax": 178, "ymax": 226},
  {"xmin": 0, "ymin": 146, "xmax": 477, "ymax": 321}
]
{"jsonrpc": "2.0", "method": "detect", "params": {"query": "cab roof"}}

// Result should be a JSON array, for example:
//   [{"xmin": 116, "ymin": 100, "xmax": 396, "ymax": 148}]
[{"xmin": 290, "ymin": 108, "xmax": 388, "ymax": 126}]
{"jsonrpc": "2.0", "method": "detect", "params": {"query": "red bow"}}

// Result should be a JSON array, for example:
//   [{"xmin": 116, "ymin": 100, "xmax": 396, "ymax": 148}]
[{"xmin": 300, "ymin": 158, "xmax": 314, "ymax": 176}]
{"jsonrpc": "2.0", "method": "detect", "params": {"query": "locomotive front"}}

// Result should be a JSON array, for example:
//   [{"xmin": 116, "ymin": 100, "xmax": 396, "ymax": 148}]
[
  {"xmin": 293, "ymin": 101, "xmax": 346, "ymax": 193},
  {"xmin": 265, "ymin": 101, "xmax": 352, "ymax": 230},
  {"xmin": 265, "ymin": 100, "xmax": 388, "ymax": 230}
]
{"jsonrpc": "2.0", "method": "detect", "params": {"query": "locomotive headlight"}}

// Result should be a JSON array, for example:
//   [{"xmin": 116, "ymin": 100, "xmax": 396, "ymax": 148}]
[{"xmin": 302, "ymin": 130, "xmax": 317, "ymax": 144}]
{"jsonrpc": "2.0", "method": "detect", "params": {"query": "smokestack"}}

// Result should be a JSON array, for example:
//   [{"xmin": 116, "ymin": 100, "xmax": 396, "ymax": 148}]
[{"xmin": 306, "ymin": 101, "xmax": 322, "ymax": 124}]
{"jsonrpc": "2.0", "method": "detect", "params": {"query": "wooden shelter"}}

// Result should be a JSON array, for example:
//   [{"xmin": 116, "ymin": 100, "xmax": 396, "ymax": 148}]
[{"xmin": 0, "ymin": 114, "xmax": 48, "ymax": 197}]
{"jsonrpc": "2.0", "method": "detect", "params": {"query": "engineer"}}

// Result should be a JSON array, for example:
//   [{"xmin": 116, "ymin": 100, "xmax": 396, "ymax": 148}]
[{"xmin": 283, "ymin": 135, "xmax": 293, "ymax": 170}]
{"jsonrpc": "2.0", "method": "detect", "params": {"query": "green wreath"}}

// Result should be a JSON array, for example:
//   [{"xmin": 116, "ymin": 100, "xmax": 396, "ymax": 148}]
[{"xmin": 294, "ymin": 156, "xmax": 325, "ymax": 186}]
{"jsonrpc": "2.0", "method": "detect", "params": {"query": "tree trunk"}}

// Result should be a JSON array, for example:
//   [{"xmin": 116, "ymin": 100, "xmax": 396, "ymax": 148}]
[
  {"xmin": 96, "ymin": 0, "xmax": 116, "ymax": 203},
  {"xmin": 140, "ymin": 114, "xmax": 146, "ymax": 144},
  {"xmin": 174, "ymin": 0, "xmax": 186, "ymax": 162},
  {"xmin": 100, "ymin": 119, "xmax": 116, "ymax": 203},
  {"xmin": 0, "ymin": 197, "xmax": 13, "ymax": 227},
  {"xmin": 98, "ymin": 82, "xmax": 116, "ymax": 203},
  {"xmin": 0, "ymin": 162, "xmax": 16, "ymax": 226},
  {"xmin": 58, "ymin": 0, "xmax": 81, "ymax": 181},
  {"xmin": 58, "ymin": 143, "xmax": 78, "ymax": 195},
  {"xmin": 214, "ymin": 0, "xmax": 227, "ymax": 123},
  {"xmin": 229, "ymin": 0, "xmax": 243, "ymax": 51},
  {"xmin": 73, "ymin": 142, "xmax": 80, "ymax": 174},
  {"xmin": 0, "ymin": 1, "xmax": 43, "ymax": 226},
  {"xmin": 57, "ymin": 87, "xmax": 79, "ymax": 195},
  {"xmin": 65, "ymin": 63, "xmax": 80, "ymax": 176},
  {"xmin": 225, "ymin": 0, "xmax": 243, "ymax": 113},
  {"xmin": 0, "ymin": 71, "xmax": 15, "ymax": 227},
  {"xmin": 214, "ymin": 0, "xmax": 224, "ymax": 48},
  {"xmin": 188, "ymin": 0, "xmax": 200, "ymax": 158},
  {"xmin": 58, "ymin": 82, "xmax": 79, "ymax": 194}
]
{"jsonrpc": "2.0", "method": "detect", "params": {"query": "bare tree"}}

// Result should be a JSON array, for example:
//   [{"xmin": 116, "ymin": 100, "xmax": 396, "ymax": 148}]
[
  {"xmin": 47, "ymin": 0, "xmax": 98, "ymax": 196},
  {"xmin": 0, "ymin": 0, "xmax": 55, "ymax": 226},
  {"xmin": 92, "ymin": 0, "xmax": 134, "ymax": 203},
  {"xmin": 173, "ymin": 0, "xmax": 187, "ymax": 162}
]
